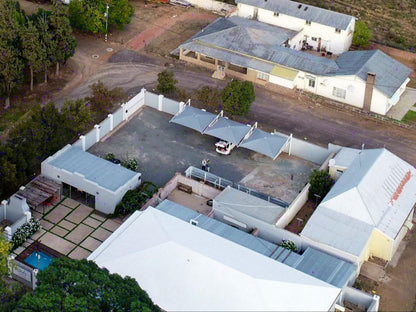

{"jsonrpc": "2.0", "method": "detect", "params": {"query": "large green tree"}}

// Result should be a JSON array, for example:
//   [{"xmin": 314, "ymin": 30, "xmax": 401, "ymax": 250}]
[
  {"xmin": 20, "ymin": 18, "xmax": 44, "ymax": 91},
  {"xmin": 220, "ymin": 79, "xmax": 255, "ymax": 116},
  {"xmin": 50, "ymin": 0, "xmax": 77, "ymax": 77},
  {"xmin": 108, "ymin": 0, "xmax": 134, "ymax": 30},
  {"xmin": 353, "ymin": 21, "xmax": 372, "ymax": 47},
  {"xmin": 15, "ymin": 258, "xmax": 161, "ymax": 312},
  {"xmin": 61, "ymin": 98, "xmax": 94, "ymax": 136},
  {"xmin": 36, "ymin": 12, "xmax": 56, "ymax": 83}
]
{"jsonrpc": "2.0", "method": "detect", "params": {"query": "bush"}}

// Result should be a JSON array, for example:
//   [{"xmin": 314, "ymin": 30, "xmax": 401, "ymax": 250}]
[
  {"xmin": 86, "ymin": 81, "xmax": 127, "ymax": 115},
  {"xmin": 196, "ymin": 86, "xmax": 221, "ymax": 108},
  {"xmin": 105, "ymin": 152, "xmax": 115, "ymax": 161},
  {"xmin": 114, "ymin": 182, "xmax": 158, "ymax": 217},
  {"xmin": 280, "ymin": 240, "xmax": 298, "ymax": 252},
  {"xmin": 156, "ymin": 70, "xmax": 177, "ymax": 96},
  {"xmin": 308, "ymin": 170, "xmax": 334, "ymax": 203},
  {"xmin": 11, "ymin": 218, "xmax": 41, "ymax": 250},
  {"xmin": 220, "ymin": 79, "xmax": 255, "ymax": 116},
  {"xmin": 353, "ymin": 21, "xmax": 372, "ymax": 47},
  {"xmin": 121, "ymin": 158, "xmax": 138, "ymax": 172}
]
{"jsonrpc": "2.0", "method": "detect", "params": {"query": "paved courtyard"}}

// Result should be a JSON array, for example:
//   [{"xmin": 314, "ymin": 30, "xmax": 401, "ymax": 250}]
[
  {"xmin": 13, "ymin": 198, "xmax": 122, "ymax": 260},
  {"xmin": 89, "ymin": 107, "xmax": 317, "ymax": 201}
]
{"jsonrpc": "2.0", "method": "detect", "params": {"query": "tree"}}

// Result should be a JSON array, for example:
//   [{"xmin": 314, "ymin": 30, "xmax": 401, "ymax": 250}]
[
  {"xmin": 86, "ymin": 80, "xmax": 127, "ymax": 115},
  {"xmin": 156, "ymin": 70, "xmax": 177, "ymax": 96},
  {"xmin": 15, "ymin": 258, "xmax": 161, "ymax": 312},
  {"xmin": 50, "ymin": 0, "xmax": 77, "ymax": 77},
  {"xmin": 220, "ymin": 79, "xmax": 255, "ymax": 116},
  {"xmin": 0, "ymin": 230, "xmax": 12, "ymax": 279},
  {"xmin": 308, "ymin": 169, "xmax": 334, "ymax": 203},
  {"xmin": 61, "ymin": 99, "xmax": 94, "ymax": 136},
  {"xmin": 353, "ymin": 21, "xmax": 372, "ymax": 47},
  {"xmin": 20, "ymin": 18, "xmax": 44, "ymax": 91},
  {"xmin": 36, "ymin": 12, "xmax": 56, "ymax": 83},
  {"xmin": 108, "ymin": 0, "xmax": 134, "ymax": 30},
  {"xmin": 280, "ymin": 240, "xmax": 298, "ymax": 252},
  {"xmin": 196, "ymin": 86, "xmax": 221, "ymax": 108}
]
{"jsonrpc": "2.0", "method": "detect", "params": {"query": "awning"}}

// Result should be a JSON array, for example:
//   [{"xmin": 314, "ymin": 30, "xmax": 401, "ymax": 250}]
[
  {"xmin": 17, "ymin": 175, "xmax": 61, "ymax": 208},
  {"xmin": 239, "ymin": 129, "xmax": 290, "ymax": 159},
  {"xmin": 170, "ymin": 105, "xmax": 217, "ymax": 133},
  {"xmin": 204, "ymin": 117, "xmax": 251, "ymax": 145},
  {"xmin": 270, "ymin": 66, "xmax": 298, "ymax": 81}
]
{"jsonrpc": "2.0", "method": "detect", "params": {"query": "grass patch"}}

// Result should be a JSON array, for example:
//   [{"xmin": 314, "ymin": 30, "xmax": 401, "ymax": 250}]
[
  {"xmin": 4, "ymin": 110, "xmax": 25, "ymax": 123},
  {"xmin": 402, "ymin": 110, "xmax": 416, "ymax": 122}
]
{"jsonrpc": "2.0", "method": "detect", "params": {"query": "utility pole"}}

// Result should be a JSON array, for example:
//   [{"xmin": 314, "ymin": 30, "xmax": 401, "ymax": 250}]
[{"xmin": 105, "ymin": 2, "xmax": 109, "ymax": 42}]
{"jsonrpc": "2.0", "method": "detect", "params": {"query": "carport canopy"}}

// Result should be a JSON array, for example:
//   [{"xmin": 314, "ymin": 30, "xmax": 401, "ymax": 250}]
[
  {"xmin": 239, "ymin": 129, "xmax": 290, "ymax": 159},
  {"xmin": 170, "ymin": 105, "xmax": 217, "ymax": 133},
  {"xmin": 204, "ymin": 117, "xmax": 251, "ymax": 145}
]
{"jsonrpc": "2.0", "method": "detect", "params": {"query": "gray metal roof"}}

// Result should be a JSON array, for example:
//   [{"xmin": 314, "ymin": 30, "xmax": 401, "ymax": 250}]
[
  {"xmin": 170, "ymin": 105, "xmax": 216, "ymax": 133},
  {"xmin": 48, "ymin": 146, "xmax": 138, "ymax": 192},
  {"xmin": 156, "ymin": 199, "xmax": 356, "ymax": 288},
  {"xmin": 204, "ymin": 117, "xmax": 251, "ymax": 145},
  {"xmin": 333, "ymin": 50, "xmax": 412, "ymax": 97},
  {"xmin": 213, "ymin": 186, "xmax": 286, "ymax": 224},
  {"xmin": 236, "ymin": 0, "xmax": 354, "ymax": 30},
  {"xmin": 239, "ymin": 128, "xmax": 289, "ymax": 159},
  {"xmin": 331, "ymin": 147, "xmax": 361, "ymax": 169},
  {"xmin": 302, "ymin": 148, "xmax": 416, "ymax": 256}
]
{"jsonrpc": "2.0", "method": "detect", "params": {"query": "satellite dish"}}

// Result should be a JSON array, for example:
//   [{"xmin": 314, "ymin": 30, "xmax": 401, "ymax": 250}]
[{"xmin": 329, "ymin": 159, "xmax": 336, "ymax": 166}]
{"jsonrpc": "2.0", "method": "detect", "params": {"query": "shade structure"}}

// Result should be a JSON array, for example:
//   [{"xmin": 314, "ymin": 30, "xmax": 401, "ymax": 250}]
[
  {"xmin": 239, "ymin": 129, "xmax": 289, "ymax": 159},
  {"xmin": 204, "ymin": 117, "xmax": 251, "ymax": 145},
  {"xmin": 170, "ymin": 105, "xmax": 217, "ymax": 133}
]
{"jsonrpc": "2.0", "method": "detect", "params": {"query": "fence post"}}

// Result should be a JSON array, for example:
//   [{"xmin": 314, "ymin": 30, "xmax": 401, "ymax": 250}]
[
  {"xmin": 158, "ymin": 94, "xmax": 164, "ymax": 111},
  {"xmin": 204, "ymin": 172, "xmax": 207, "ymax": 182},
  {"xmin": 122, "ymin": 103, "xmax": 127, "ymax": 120},
  {"xmin": 79, "ymin": 135, "xmax": 86, "ymax": 151},
  {"xmin": 2, "ymin": 200, "xmax": 7, "ymax": 220},
  {"xmin": 108, "ymin": 114, "xmax": 114, "ymax": 131},
  {"xmin": 94, "ymin": 125, "xmax": 100, "ymax": 142},
  {"xmin": 179, "ymin": 101, "xmax": 185, "ymax": 113},
  {"xmin": 4, "ymin": 226, "xmax": 12, "ymax": 241}
]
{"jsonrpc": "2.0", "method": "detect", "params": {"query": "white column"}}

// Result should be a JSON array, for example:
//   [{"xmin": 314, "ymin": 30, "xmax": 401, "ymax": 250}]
[
  {"xmin": 4, "ymin": 226, "xmax": 12, "ymax": 241},
  {"xmin": 108, "ymin": 114, "xmax": 114, "ymax": 131},
  {"xmin": 179, "ymin": 101, "xmax": 185, "ymax": 113},
  {"xmin": 32, "ymin": 269, "xmax": 39, "ymax": 289},
  {"xmin": 2, "ymin": 200, "xmax": 7, "ymax": 220},
  {"xmin": 24, "ymin": 211, "xmax": 31, "ymax": 222},
  {"xmin": 121, "ymin": 103, "xmax": 127, "ymax": 120},
  {"xmin": 80, "ymin": 135, "xmax": 86, "ymax": 151},
  {"xmin": 289, "ymin": 134, "xmax": 293, "ymax": 156},
  {"xmin": 158, "ymin": 94, "xmax": 164, "ymax": 111},
  {"xmin": 94, "ymin": 125, "xmax": 100, "ymax": 142}
]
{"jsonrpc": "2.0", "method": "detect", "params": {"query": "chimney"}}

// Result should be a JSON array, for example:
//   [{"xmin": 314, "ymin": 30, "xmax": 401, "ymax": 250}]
[{"xmin": 363, "ymin": 72, "xmax": 376, "ymax": 112}]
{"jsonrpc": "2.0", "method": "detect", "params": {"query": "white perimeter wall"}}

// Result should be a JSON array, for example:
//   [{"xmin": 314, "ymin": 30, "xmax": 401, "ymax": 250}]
[{"xmin": 186, "ymin": 0, "xmax": 235, "ymax": 15}]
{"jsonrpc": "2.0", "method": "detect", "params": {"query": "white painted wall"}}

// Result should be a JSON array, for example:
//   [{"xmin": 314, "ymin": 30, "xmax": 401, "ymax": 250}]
[
  {"xmin": 269, "ymin": 74, "xmax": 296, "ymax": 89},
  {"xmin": 186, "ymin": 0, "xmax": 235, "ymax": 15},
  {"xmin": 236, "ymin": 3, "xmax": 254, "ymax": 18},
  {"xmin": 370, "ymin": 88, "xmax": 389, "ymax": 115}
]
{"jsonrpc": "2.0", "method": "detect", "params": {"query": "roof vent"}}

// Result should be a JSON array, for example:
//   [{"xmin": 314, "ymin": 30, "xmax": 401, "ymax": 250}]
[{"xmin": 298, "ymin": 4, "xmax": 302, "ymax": 8}]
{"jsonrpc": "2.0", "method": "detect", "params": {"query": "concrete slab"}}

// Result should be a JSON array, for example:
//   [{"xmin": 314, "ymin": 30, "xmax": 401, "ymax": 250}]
[
  {"xmin": 40, "ymin": 232, "xmax": 76, "ymax": 255},
  {"xmin": 81, "ymin": 237, "xmax": 102, "ymax": 251},
  {"xmin": 31, "ymin": 228, "xmax": 46, "ymax": 241},
  {"xmin": 361, "ymin": 261, "xmax": 387, "ymax": 282},
  {"xmin": 101, "ymin": 219, "xmax": 121, "ymax": 232},
  {"xmin": 65, "ymin": 205, "xmax": 93, "ymax": 224},
  {"xmin": 44, "ymin": 205, "xmax": 72, "ymax": 224},
  {"xmin": 50, "ymin": 226, "xmax": 69, "ymax": 237},
  {"xmin": 14, "ymin": 246, "xmax": 25, "ymax": 255},
  {"xmin": 83, "ymin": 217, "xmax": 103, "ymax": 228},
  {"xmin": 68, "ymin": 246, "xmax": 91, "ymax": 260},
  {"xmin": 40, "ymin": 219, "xmax": 54, "ymax": 231},
  {"xmin": 32, "ymin": 211, "xmax": 42, "ymax": 220},
  {"xmin": 65, "ymin": 224, "xmax": 95, "ymax": 245},
  {"xmin": 61, "ymin": 198, "xmax": 80, "ymax": 209},
  {"xmin": 387, "ymin": 87, "xmax": 416, "ymax": 120},
  {"xmin": 167, "ymin": 189, "xmax": 213, "ymax": 215},
  {"xmin": 91, "ymin": 227, "xmax": 112, "ymax": 242},
  {"xmin": 58, "ymin": 219, "xmax": 77, "ymax": 231}
]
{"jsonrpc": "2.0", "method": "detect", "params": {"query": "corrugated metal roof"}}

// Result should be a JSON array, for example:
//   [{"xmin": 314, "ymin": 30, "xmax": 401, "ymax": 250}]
[
  {"xmin": 236, "ymin": 0, "xmax": 354, "ymax": 30},
  {"xmin": 331, "ymin": 147, "xmax": 361, "ymax": 169},
  {"xmin": 213, "ymin": 186, "xmax": 286, "ymax": 224},
  {"xmin": 156, "ymin": 199, "xmax": 356, "ymax": 288},
  {"xmin": 302, "ymin": 148, "xmax": 416, "ymax": 256},
  {"xmin": 47, "ymin": 146, "xmax": 138, "ymax": 192},
  {"xmin": 334, "ymin": 50, "xmax": 412, "ymax": 97}
]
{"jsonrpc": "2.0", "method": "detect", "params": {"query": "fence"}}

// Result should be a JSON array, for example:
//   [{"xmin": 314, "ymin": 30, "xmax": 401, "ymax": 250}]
[
  {"xmin": 9, "ymin": 257, "xmax": 38, "ymax": 289},
  {"xmin": 184, "ymin": 166, "xmax": 289, "ymax": 207},
  {"xmin": 3, "ymin": 212, "xmax": 31, "ymax": 241},
  {"xmin": 145, "ymin": 92, "xmax": 159, "ymax": 110}
]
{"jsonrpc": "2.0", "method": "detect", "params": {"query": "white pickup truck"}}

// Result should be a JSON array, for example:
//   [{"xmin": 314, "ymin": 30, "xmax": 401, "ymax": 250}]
[{"xmin": 215, "ymin": 141, "xmax": 236, "ymax": 155}]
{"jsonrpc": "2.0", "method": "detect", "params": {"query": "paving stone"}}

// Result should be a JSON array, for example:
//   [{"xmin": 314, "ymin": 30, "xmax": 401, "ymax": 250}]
[
  {"xmin": 22, "ymin": 240, "xmax": 32, "ymax": 248},
  {"xmin": 40, "ymin": 219, "xmax": 54, "ymax": 231},
  {"xmin": 58, "ymin": 219, "xmax": 76, "ymax": 231},
  {"xmin": 40, "ymin": 232, "xmax": 76, "ymax": 256},
  {"xmin": 90, "ymin": 213, "xmax": 106, "ymax": 222},
  {"xmin": 101, "ymin": 219, "xmax": 120, "ymax": 232},
  {"xmin": 83, "ymin": 217, "xmax": 102, "ymax": 229},
  {"xmin": 32, "ymin": 211, "xmax": 42, "ymax": 220},
  {"xmin": 81, "ymin": 237, "xmax": 102, "ymax": 252},
  {"xmin": 91, "ymin": 227, "xmax": 112, "ymax": 242},
  {"xmin": 68, "ymin": 246, "xmax": 91, "ymax": 260},
  {"xmin": 31, "ymin": 228, "xmax": 46, "ymax": 241},
  {"xmin": 61, "ymin": 198, "xmax": 80, "ymax": 209},
  {"xmin": 66, "ymin": 205, "xmax": 93, "ymax": 224},
  {"xmin": 44, "ymin": 205, "xmax": 71, "ymax": 224},
  {"xmin": 14, "ymin": 246, "xmax": 25, "ymax": 255},
  {"xmin": 50, "ymin": 226, "xmax": 69, "ymax": 237},
  {"xmin": 66, "ymin": 224, "xmax": 94, "ymax": 245}
]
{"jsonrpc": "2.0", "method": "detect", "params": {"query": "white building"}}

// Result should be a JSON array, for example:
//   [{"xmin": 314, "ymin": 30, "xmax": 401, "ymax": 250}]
[
  {"xmin": 301, "ymin": 148, "xmax": 416, "ymax": 266},
  {"xmin": 235, "ymin": 0, "xmax": 355, "ymax": 54},
  {"xmin": 89, "ymin": 206, "xmax": 343, "ymax": 311},
  {"xmin": 41, "ymin": 145, "xmax": 141, "ymax": 215}
]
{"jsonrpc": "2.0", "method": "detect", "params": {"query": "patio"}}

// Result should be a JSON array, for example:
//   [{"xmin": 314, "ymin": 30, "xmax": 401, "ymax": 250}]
[{"xmin": 12, "ymin": 198, "xmax": 123, "ymax": 260}]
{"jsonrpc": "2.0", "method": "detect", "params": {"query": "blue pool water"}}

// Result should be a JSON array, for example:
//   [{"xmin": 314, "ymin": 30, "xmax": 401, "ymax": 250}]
[{"xmin": 24, "ymin": 251, "xmax": 54, "ymax": 270}]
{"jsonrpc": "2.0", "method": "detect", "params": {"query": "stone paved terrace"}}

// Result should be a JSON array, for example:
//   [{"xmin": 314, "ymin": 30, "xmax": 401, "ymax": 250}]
[{"xmin": 13, "ymin": 198, "xmax": 123, "ymax": 260}]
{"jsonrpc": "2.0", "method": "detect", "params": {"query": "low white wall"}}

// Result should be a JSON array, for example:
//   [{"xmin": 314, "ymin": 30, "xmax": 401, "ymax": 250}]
[
  {"xmin": 276, "ymin": 183, "xmax": 309, "ymax": 228},
  {"xmin": 343, "ymin": 286, "xmax": 380, "ymax": 312},
  {"xmin": 187, "ymin": 0, "xmax": 235, "ymax": 15}
]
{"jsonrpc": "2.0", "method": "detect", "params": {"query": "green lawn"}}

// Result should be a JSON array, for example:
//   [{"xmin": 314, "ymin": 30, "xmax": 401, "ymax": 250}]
[{"xmin": 402, "ymin": 110, "xmax": 416, "ymax": 123}]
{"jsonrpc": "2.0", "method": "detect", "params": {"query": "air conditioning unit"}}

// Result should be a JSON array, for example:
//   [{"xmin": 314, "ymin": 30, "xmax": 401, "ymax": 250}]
[{"xmin": 190, "ymin": 219, "xmax": 198, "ymax": 226}]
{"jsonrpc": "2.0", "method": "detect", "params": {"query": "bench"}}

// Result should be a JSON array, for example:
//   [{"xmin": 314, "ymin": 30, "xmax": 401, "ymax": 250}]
[{"xmin": 177, "ymin": 182, "xmax": 192, "ymax": 194}]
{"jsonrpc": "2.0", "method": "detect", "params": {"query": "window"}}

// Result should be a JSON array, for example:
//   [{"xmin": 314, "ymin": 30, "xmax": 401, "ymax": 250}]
[
  {"xmin": 306, "ymin": 20, "xmax": 311, "ymax": 25},
  {"xmin": 335, "ymin": 28, "xmax": 341, "ymax": 33},
  {"xmin": 274, "ymin": 12, "xmax": 279, "ymax": 16},
  {"xmin": 308, "ymin": 79, "xmax": 315, "ymax": 88},
  {"xmin": 257, "ymin": 71, "xmax": 269, "ymax": 81},
  {"xmin": 311, "ymin": 37, "xmax": 317, "ymax": 41},
  {"xmin": 333, "ymin": 87, "xmax": 346, "ymax": 99}
]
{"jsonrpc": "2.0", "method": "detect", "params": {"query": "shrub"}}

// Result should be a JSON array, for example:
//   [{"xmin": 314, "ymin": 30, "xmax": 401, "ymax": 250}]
[
  {"xmin": 121, "ymin": 158, "xmax": 138, "ymax": 172},
  {"xmin": 105, "ymin": 153, "xmax": 115, "ymax": 161},
  {"xmin": 11, "ymin": 218, "xmax": 41, "ymax": 250},
  {"xmin": 156, "ymin": 70, "xmax": 177, "ymax": 96},
  {"xmin": 280, "ymin": 240, "xmax": 298, "ymax": 252},
  {"xmin": 353, "ymin": 21, "xmax": 372, "ymax": 47},
  {"xmin": 114, "ymin": 182, "xmax": 158, "ymax": 217},
  {"xmin": 86, "ymin": 81, "xmax": 127, "ymax": 114},
  {"xmin": 196, "ymin": 86, "xmax": 221, "ymax": 108},
  {"xmin": 220, "ymin": 80, "xmax": 255, "ymax": 116},
  {"xmin": 308, "ymin": 170, "xmax": 334, "ymax": 203}
]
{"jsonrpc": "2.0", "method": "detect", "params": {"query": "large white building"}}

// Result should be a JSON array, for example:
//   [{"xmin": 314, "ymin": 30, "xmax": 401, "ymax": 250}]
[{"xmin": 235, "ymin": 0, "xmax": 355, "ymax": 54}]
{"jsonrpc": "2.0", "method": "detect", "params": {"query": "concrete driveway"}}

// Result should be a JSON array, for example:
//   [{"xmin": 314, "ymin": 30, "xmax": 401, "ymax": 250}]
[{"xmin": 386, "ymin": 87, "xmax": 416, "ymax": 120}]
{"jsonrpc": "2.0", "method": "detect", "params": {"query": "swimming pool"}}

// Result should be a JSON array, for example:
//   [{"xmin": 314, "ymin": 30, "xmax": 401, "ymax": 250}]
[{"xmin": 24, "ymin": 251, "xmax": 54, "ymax": 271}]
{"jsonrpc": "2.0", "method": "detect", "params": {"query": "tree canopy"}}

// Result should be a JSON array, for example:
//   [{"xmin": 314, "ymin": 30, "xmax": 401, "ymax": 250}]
[
  {"xmin": 220, "ymin": 79, "xmax": 255, "ymax": 116},
  {"xmin": 156, "ymin": 70, "xmax": 177, "ymax": 96},
  {"xmin": 15, "ymin": 258, "xmax": 161, "ymax": 312},
  {"xmin": 308, "ymin": 169, "xmax": 334, "ymax": 203},
  {"xmin": 353, "ymin": 21, "xmax": 372, "ymax": 47}
]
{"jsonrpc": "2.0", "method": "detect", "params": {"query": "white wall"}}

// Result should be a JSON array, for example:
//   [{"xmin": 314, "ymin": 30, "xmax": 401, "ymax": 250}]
[
  {"xmin": 370, "ymin": 88, "xmax": 389, "ymax": 115},
  {"xmin": 269, "ymin": 74, "xmax": 296, "ymax": 88},
  {"xmin": 186, "ymin": 0, "xmax": 235, "ymax": 15},
  {"xmin": 236, "ymin": 3, "xmax": 254, "ymax": 18}
]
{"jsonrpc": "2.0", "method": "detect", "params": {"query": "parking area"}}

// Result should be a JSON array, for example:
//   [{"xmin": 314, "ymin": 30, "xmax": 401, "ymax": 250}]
[{"xmin": 88, "ymin": 107, "xmax": 317, "ymax": 201}]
